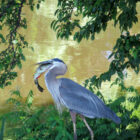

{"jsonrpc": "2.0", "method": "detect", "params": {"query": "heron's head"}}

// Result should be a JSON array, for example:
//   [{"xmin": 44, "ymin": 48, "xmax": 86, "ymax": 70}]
[
  {"xmin": 34, "ymin": 58, "xmax": 67, "ymax": 80},
  {"xmin": 34, "ymin": 58, "xmax": 67, "ymax": 92}
]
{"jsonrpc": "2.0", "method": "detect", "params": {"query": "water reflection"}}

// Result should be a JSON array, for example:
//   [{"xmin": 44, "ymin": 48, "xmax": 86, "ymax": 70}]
[{"xmin": 0, "ymin": 0, "xmax": 140, "ymax": 112}]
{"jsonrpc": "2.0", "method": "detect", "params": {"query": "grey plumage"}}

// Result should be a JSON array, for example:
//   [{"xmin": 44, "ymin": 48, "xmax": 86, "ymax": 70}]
[
  {"xmin": 34, "ymin": 58, "xmax": 121, "ymax": 140},
  {"xmin": 59, "ymin": 78, "xmax": 121, "ymax": 124}
]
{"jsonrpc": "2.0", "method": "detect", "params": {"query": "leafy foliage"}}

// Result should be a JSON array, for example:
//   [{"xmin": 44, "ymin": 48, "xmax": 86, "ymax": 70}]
[
  {"xmin": 51, "ymin": 0, "xmax": 139, "ymax": 42},
  {"xmin": 0, "ymin": 117, "xmax": 5, "ymax": 140},
  {"xmin": 0, "ymin": 90, "xmax": 140, "ymax": 140},
  {"xmin": 0, "ymin": 0, "xmax": 45, "ymax": 88},
  {"xmin": 51, "ymin": 0, "xmax": 140, "ymax": 88},
  {"xmin": 83, "ymin": 32, "xmax": 140, "ymax": 96},
  {"xmin": 0, "ymin": 0, "xmax": 140, "ymax": 140}
]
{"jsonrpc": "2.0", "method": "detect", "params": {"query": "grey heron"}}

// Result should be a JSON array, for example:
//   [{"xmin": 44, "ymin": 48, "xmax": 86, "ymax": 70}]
[{"xmin": 34, "ymin": 58, "xmax": 121, "ymax": 140}]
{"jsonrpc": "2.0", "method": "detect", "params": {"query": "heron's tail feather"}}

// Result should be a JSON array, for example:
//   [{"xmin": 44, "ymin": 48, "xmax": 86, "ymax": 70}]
[
  {"xmin": 105, "ymin": 107, "xmax": 121, "ymax": 124},
  {"xmin": 90, "ymin": 93, "xmax": 121, "ymax": 124}
]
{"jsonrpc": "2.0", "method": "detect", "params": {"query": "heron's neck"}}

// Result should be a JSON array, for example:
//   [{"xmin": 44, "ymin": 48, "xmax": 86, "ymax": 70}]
[
  {"xmin": 45, "ymin": 71, "xmax": 58, "ymax": 84},
  {"xmin": 44, "ymin": 70, "xmax": 64, "ymax": 113}
]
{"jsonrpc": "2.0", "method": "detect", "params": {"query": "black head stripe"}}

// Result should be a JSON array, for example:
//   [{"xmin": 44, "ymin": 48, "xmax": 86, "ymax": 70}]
[
  {"xmin": 52, "ymin": 58, "xmax": 64, "ymax": 63},
  {"xmin": 36, "ymin": 61, "xmax": 51, "ymax": 66}
]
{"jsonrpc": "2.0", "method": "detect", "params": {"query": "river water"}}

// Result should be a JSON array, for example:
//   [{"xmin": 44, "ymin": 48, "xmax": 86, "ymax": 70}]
[{"xmin": 0, "ymin": 0, "xmax": 140, "ymax": 113}]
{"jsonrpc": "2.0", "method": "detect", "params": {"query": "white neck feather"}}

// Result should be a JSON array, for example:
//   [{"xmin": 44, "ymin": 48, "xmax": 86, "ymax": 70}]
[{"xmin": 44, "ymin": 62, "xmax": 67, "ymax": 113}]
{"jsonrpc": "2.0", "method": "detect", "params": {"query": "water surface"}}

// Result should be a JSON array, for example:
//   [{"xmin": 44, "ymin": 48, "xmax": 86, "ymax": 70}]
[{"xmin": 0, "ymin": 1, "xmax": 140, "ymax": 112}]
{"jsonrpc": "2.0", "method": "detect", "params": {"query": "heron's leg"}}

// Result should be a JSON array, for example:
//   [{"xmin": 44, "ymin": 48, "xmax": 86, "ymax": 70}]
[
  {"xmin": 80, "ymin": 115, "xmax": 94, "ymax": 140},
  {"xmin": 70, "ymin": 111, "xmax": 77, "ymax": 140}
]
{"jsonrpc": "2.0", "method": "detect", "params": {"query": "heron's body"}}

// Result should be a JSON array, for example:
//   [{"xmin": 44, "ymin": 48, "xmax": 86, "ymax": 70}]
[{"xmin": 34, "ymin": 58, "xmax": 121, "ymax": 140}]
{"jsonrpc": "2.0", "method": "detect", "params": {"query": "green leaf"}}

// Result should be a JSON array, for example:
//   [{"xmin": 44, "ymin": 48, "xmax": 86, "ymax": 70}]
[
  {"xmin": 0, "ymin": 34, "xmax": 5, "ymax": 43},
  {"xmin": 30, "ymin": 5, "xmax": 34, "ymax": 11},
  {"xmin": 21, "ymin": 54, "xmax": 26, "ymax": 61},
  {"xmin": 0, "ymin": 25, "xmax": 2, "ymax": 30},
  {"xmin": 0, "ymin": 118, "xmax": 5, "ymax": 140},
  {"xmin": 91, "ymin": 34, "xmax": 95, "ymax": 40},
  {"xmin": 37, "ymin": 3, "xmax": 40, "ymax": 9},
  {"xmin": 17, "ymin": 62, "xmax": 22, "ymax": 69},
  {"xmin": 10, "ymin": 90, "xmax": 21, "ymax": 97},
  {"xmin": 26, "ymin": 90, "xmax": 34, "ymax": 108}
]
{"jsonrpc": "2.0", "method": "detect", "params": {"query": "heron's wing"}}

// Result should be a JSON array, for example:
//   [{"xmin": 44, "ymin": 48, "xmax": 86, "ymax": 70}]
[{"xmin": 59, "ymin": 78, "xmax": 121, "ymax": 124}]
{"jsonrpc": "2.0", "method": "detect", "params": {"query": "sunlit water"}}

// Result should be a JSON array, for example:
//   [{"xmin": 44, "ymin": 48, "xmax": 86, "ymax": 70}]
[{"xmin": 0, "ymin": 1, "xmax": 140, "ymax": 113}]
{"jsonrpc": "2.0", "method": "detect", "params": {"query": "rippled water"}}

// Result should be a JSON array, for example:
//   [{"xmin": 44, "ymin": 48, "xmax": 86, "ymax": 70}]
[{"xmin": 0, "ymin": 1, "xmax": 140, "ymax": 112}]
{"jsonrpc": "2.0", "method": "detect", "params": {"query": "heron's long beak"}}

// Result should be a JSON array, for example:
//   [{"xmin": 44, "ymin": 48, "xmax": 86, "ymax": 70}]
[{"xmin": 34, "ymin": 72, "xmax": 43, "ymax": 80}]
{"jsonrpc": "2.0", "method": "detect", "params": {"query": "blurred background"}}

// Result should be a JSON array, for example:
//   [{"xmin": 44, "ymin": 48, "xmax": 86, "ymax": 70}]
[{"xmin": 0, "ymin": 0, "xmax": 140, "ymax": 113}]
